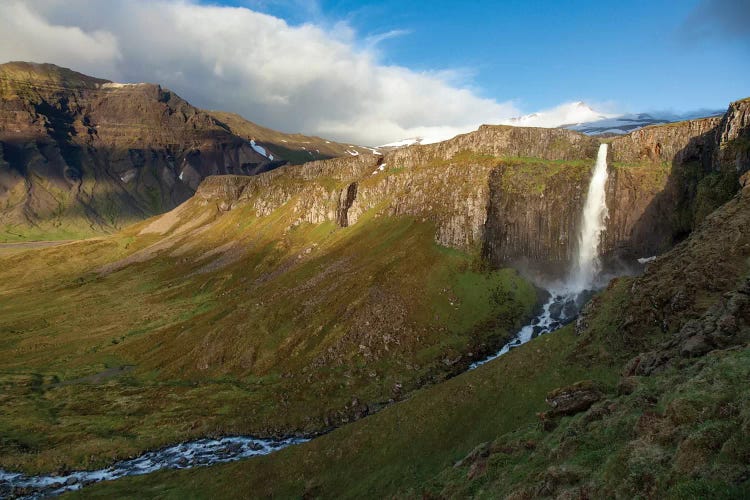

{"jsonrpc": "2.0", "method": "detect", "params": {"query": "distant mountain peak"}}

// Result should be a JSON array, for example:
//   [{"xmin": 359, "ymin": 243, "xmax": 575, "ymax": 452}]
[{"xmin": 502, "ymin": 101, "xmax": 615, "ymax": 129}]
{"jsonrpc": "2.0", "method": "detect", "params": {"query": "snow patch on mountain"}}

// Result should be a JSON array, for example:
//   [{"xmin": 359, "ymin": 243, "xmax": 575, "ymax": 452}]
[
  {"xmin": 249, "ymin": 140, "xmax": 274, "ymax": 160},
  {"xmin": 568, "ymin": 109, "xmax": 725, "ymax": 135},
  {"xmin": 501, "ymin": 101, "xmax": 617, "ymax": 128},
  {"xmin": 378, "ymin": 131, "xmax": 467, "ymax": 149},
  {"xmin": 377, "ymin": 102, "xmax": 725, "ymax": 149}
]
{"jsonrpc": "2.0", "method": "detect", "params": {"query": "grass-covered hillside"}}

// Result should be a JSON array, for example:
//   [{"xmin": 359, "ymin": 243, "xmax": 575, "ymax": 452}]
[
  {"xmin": 0, "ymin": 154, "xmax": 547, "ymax": 475},
  {"xmin": 1, "ymin": 90, "xmax": 747, "ymax": 498},
  {"xmin": 75, "ymin": 170, "xmax": 750, "ymax": 499}
]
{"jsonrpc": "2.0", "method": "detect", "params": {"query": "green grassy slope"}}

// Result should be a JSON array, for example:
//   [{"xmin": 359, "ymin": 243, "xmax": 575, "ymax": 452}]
[
  {"xmin": 73, "ymin": 177, "xmax": 750, "ymax": 499},
  {"xmin": 0, "ymin": 193, "xmax": 536, "ymax": 474},
  {"xmin": 427, "ymin": 345, "xmax": 750, "ymax": 499},
  {"xmin": 71, "ymin": 325, "xmax": 619, "ymax": 499}
]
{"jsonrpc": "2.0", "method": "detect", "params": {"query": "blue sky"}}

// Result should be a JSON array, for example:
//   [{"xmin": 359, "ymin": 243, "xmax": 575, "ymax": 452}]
[
  {"xmin": 0, "ymin": 0, "xmax": 748, "ymax": 144},
  {"xmin": 229, "ymin": 0, "xmax": 750, "ymax": 113}
]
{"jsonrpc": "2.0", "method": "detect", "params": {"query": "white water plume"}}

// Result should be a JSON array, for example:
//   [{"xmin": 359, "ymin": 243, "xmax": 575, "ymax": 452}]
[
  {"xmin": 471, "ymin": 143, "xmax": 611, "ymax": 369},
  {"xmin": 569, "ymin": 143, "xmax": 610, "ymax": 292}
]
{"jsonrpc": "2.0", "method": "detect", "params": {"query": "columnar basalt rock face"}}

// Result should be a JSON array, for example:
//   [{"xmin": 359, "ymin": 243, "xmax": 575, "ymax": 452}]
[
  {"xmin": 482, "ymin": 166, "xmax": 588, "ymax": 276},
  {"xmin": 159, "ymin": 98, "xmax": 750, "ymax": 280},
  {"xmin": 602, "ymin": 98, "xmax": 750, "ymax": 261}
]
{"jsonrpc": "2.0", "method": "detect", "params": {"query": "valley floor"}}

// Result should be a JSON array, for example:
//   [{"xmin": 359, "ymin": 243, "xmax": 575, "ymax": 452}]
[
  {"xmin": 66, "ymin": 182, "xmax": 750, "ymax": 498},
  {"xmin": 0, "ymin": 203, "xmax": 536, "ymax": 479}
]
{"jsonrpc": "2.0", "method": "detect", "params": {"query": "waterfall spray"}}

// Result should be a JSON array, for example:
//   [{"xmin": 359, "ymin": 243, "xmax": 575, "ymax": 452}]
[
  {"xmin": 569, "ymin": 143, "xmax": 609, "ymax": 292},
  {"xmin": 471, "ymin": 143, "xmax": 611, "ymax": 369}
]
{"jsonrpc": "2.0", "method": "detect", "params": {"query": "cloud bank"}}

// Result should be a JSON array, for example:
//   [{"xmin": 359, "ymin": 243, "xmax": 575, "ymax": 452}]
[{"xmin": 0, "ymin": 0, "xmax": 524, "ymax": 145}]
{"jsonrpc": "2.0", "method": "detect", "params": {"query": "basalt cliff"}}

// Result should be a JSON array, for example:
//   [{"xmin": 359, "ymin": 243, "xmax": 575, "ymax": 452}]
[{"xmin": 193, "ymin": 97, "xmax": 749, "ymax": 281}]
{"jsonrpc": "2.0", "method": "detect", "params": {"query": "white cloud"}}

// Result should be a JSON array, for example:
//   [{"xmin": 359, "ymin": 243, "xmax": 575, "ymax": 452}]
[
  {"xmin": 0, "ymin": 1, "xmax": 624, "ymax": 146},
  {"xmin": 364, "ymin": 29, "xmax": 412, "ymax": 48},
  {"xmin": 0, "ymin": 1, "xmax": 121, "ymax": 76},
  {"xmin": 500, "ymin": 101, "xmax": 617, "ymax": 128},
  {"xmin": 0, "ymin": 0, "xmax": 528, "ymax": 145}
]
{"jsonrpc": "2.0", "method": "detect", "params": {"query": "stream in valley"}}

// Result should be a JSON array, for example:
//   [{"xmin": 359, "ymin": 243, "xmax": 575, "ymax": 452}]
[
  {"xmin": 0, "ymin": 144, "xmax": 614, "ymax": 498},
  {"xmin": 0, "ymin": 287, "xmax": 594, "ymax": 499},
  {"xmin": 0, "ymin": 286, "xmax": 593, "ymax": 499},
  {"xmin": 0, "ymin": 436, "xmax": 308, "ymax": 498}
]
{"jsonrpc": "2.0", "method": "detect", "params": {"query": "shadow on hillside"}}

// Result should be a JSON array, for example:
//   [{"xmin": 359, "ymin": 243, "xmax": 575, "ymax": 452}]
[
  {"xmin": 0, "ymin": 129, "xmax": 296, "ymax": 236},
  {"xmin": 602, "ymin": 120, "xmax": 739, "ymax": 272}
]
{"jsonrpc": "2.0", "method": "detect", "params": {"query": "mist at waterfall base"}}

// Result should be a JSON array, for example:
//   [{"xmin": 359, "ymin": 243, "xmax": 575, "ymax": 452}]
[{"xmin": 471, "ymin": 144, "xmax": 611, "ymax": 369}]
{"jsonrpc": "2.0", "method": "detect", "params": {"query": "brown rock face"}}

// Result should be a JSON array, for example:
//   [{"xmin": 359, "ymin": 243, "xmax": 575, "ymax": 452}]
[
  {"xmin": 385, "ymin": 125, "xmax": 599, "ymax": 166},
  {"xmin": 603, "ymin": 98, "xmax": 750, "ymax": 262},
  {"xmin": 190, "ymin": 98, "xmax": 749, "ymax": 282},
  {"xmin": 0, "ymin": 62, "xmax": 323, "ymax": 238}
]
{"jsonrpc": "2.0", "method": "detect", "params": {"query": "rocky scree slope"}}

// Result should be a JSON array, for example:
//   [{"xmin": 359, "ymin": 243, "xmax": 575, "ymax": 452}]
[{"xmin": 0, "ymin": 62, "xmax": 365, "ymax": 241}]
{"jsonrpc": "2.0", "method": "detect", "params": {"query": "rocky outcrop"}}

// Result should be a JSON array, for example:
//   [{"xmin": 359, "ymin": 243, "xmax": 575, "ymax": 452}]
[
  {"xmin": 337, "ymin": 183, "xmax": 358, "ymax": 227},
  {"xmin": 596, "ymin": 177, "xmax": 750, "ymax": 379},
  {"xmin": 385, "ymin": 125, "xmax": 598, "ymax": 167},
  {"xmin": 714, "ymin": 97, "xmax": 750, "ymax": 174},
  {"xmin": 542, "ymin": 380, "xmax": 603, "ymax": 418},
  {"xmin": 188, "ymin": 98, "xmax": 750, "ymax": 281},
  {"xmin": 601, "ymin": 98, "xmax": 750, "ymax": 262},
  {"xmin": 609, "ymin": 117, "xmax": 721, "ymax": 164},
  {"xmin": 0, "ymin": 62, "xmax": 337, "ymax": 239},
  {"xmin": 194, "ymin": 155, "xmax": 378, "ymax": 227}
]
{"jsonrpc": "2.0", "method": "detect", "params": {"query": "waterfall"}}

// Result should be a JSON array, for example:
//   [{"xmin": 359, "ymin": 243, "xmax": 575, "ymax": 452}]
[
  {"xmin": 471, "ymin": 143, "xmax": 611, "ymax": 369},
  {"xmin": 569, "ymin": 143, "xmax": 609, "ymax": 292}
]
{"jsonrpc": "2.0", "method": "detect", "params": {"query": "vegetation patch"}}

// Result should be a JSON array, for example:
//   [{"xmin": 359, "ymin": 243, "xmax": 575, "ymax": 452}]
[{"xmin": 0, "ymin": 204, "xmax": 536, "ymax": 474}]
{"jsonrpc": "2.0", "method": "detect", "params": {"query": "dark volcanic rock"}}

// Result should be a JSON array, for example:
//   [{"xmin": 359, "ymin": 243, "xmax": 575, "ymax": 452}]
[{"xmin": 680, "ymin": 335, "xmax": 713, "ymax": 357}]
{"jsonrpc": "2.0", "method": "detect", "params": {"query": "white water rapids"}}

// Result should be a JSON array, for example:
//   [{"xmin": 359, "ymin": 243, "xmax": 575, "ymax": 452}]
[
  {"xmin": 1, "ymin": 436, "xmax": 308, "ymax": 498},
  {"xmin": 1, "ymin": 144, "xmax": 612, "ymax": 498}
]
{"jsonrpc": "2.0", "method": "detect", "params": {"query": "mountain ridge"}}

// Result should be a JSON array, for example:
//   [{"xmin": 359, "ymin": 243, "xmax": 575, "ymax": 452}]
[
  {"xmin": 379, "ymin": 102, "xmax": 728, "ymax": 149},
  {"xmin": 0, "ymin": 61, "xmax": 373, "ymax": 241}
]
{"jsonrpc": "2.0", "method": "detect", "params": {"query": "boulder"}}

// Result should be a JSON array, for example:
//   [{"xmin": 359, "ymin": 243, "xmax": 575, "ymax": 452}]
[
  {"xmin": 680, "ymin": 335, "xmax": 713, "ymax": 357},
  {"xmin": 543, "ymin": 380, "xmax": 602, "ymax": 417}
]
